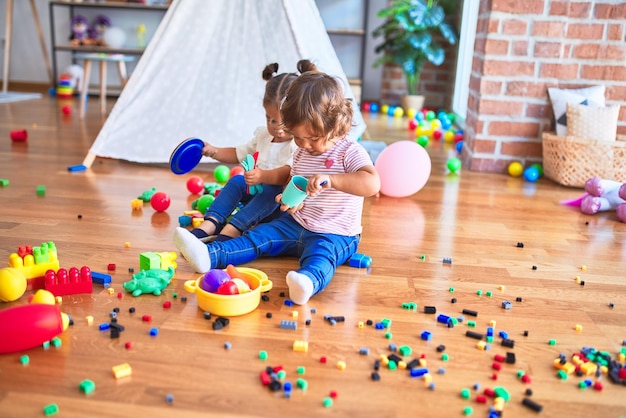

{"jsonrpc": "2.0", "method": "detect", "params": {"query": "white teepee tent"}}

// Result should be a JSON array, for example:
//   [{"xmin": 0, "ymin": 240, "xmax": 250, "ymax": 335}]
[{"xmin": 83, "ymin": 0, "xmax": 366, "ymax": 167}]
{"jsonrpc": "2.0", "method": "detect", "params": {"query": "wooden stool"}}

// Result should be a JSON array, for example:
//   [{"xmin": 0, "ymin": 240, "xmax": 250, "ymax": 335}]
[{"xmin": 74, "ymin": 53, "xmax": 136, "ymax": 118}]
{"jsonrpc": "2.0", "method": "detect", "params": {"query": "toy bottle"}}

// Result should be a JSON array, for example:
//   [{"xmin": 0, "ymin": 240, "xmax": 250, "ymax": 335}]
[{"xmin": 0, "ymin": 304, "xmax": 69, "ymax": 354}]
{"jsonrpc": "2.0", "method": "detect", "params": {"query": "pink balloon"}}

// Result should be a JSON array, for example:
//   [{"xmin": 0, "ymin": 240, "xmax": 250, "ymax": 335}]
[{"xmin": 374, "ymin": 141, "xmax": 431, "ymax": 197}]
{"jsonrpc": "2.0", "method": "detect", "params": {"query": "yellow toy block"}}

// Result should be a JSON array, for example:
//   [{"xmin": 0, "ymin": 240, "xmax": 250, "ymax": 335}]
[
  {"xmin": 292, "ymin": 310, "xmax": 299, "ymax": 319},
  {"xmin": 553, "ymin": 358, "xmax": 575, "ymax": 374},
  {"xmin": 112, "ymin": 363, "xmax": 132, "ymax": 379},
  {"xmin": 293, "ymin": 340, "xmax": 308, "ymax": 352},
  {"xmin": 131, "ymin": 199, "xmax": 143, "ymax": 210},
  {"xmin": 337, "ymin": 361, "xmax": 346, "ymax": 370},
  {"xmin": 398, "ymin": 361, "xmax": 407, "ymax": 369},
  {"xmin": 357, "ymin": 321, "xmax": 364, "ymax": 328},
  {"xmin": 183, "ymin": 210, "xmax": 203, "ymax": 217},
  {"xmin": 580, "ymin": 362, "xmax": 597, "ymax": 376},
  {"xmin": 192, "ymin": 217, "xmax": 204, "ymax": 228},
  {"xmin": 158, "ymin": 252, "xmax": 178, "ymax": 270},
  {"xmin": 419, "ymin": 358, "xmax": 427, "ymax": 367},
  {"xmin": 8, "ymin": 242, "xmax": 59, "ymax": 280}
]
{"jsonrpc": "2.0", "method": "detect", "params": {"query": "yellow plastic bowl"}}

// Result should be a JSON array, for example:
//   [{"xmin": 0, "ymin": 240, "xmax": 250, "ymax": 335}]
[{"xmin": 184, "ymin": 267, "xmax": 272, "ymax": 316}]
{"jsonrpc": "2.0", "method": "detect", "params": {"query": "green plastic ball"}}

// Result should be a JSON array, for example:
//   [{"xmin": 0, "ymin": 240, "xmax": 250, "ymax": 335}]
[
  {"xmin": 447, "ymin": 157, "xmax": 462, "ymax": 173},
  {"xmin": 425, "ymin": 110, "xmax": 436, "ymax": 121},
  {"xmin": 417, "ymin": 135, "xmax": 429, "ymax": 147},
  {"xmin": 530, "ymin": 163, "xmax": 543, "ymax": 177},
  {"xmin": 213, "ymin": 165, "xmax": 231, "ymax": 184},
  {"xmin": 196, "ymin": 194, "xmax": 215, "ymax": 214}
]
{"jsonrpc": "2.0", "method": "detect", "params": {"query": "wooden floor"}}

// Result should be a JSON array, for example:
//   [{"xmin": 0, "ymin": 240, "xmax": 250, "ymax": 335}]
[{"xmin": 1, "ymin": 93, "xmax": 625, "ymax": 418}]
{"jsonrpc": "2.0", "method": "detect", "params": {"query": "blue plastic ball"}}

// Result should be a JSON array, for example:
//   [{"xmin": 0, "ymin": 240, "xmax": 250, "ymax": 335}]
[
  {"xmin": 523, "ymin": 166, "xmax": 540, "ymax": 182},
  {"xmin": 369, "ymin": 103, "xmax": 379, "ymax": 113},
  {"xmin": 455, "ymin": 141, "xmax": 463, "ymax": 154}
]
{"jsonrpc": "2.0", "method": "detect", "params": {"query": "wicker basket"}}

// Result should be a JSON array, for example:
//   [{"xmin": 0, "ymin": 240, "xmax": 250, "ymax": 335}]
[{"xmin": 542, "ymin": 132, "xmax": 626, "ymax": 188}]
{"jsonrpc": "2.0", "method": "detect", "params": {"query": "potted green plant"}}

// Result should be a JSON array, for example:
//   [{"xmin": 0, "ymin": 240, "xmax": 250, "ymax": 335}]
[{"xmin": 372, "ymin": 0, "xmax": 459, "ymax": 111}]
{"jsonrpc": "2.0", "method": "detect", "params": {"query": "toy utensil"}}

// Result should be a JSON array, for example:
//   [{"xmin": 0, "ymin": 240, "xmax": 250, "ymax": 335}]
[{"xmin": 169, "ymin": 137, "xmax": 205, "ymax": 175}]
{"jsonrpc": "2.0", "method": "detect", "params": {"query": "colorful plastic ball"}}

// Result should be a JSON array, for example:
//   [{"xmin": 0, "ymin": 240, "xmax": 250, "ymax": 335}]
[
  {"xmin": 425, "ymin": 110, "xmax": 436, "ymax": 121},
  {"xmin": 150, "ymin": 192, "xmax": 171, "ymax": 212},
  {"xmin": 523, "ymin": 166, "xmax": 540, "ymax": 182},
  {"xmin": 393, "ymin": 107, "xmax": 404, "ymax": 118},
  {"xmin": 381, "ymin": 104, "xmax": 389, "ymax": 115},
  {"xmin": 230, "ymin": 166, "xmax": 245, "ymax": 177},
  {"xmin": 530, "ymin": 163, "xmax": 543, "ymax": 177},
  {"xmin": 369, "ymin": 103, "xmax": 379, "ymax": 113},
  {"xmin": 196, "ymin": 194, "xmax": 215, "ymax": 214},
  {"xmin": 213, "ymin": 165, "xmax": 231, "ymax": 184},
  {"xmin": 61, "ymin": 106, "xmax": 71, "ymax": 115},
  {"xmin": 0, "ymin": 267, "xmax": 27, "ymax": 302},
  {"xmin": 408, "ymin": 119, "xmax": 418, "ymax": 130},
  {"xmin": 444, "ymin": 130, "xmax": 455, "ymax": 143},
  {"xmin": 508, "ymin": 161, "xmax": 524, "ymax": 178},
  {"xmin": 454, "ymin": 132, "xmax": 464, "ymax": 143},
  {"xmin": 447, "ymin": 157, "xmax": 462, "ymax": 173},
  {"xmin": 432, "ymin": 130, "xmax": 443, "ymax": 141},
  {"xmin": 455, "ymin": 141, "xmax": 464, "ymax": 154},
  {"xmin": 417, "ymin": 136, "xmax": 429, "ymax": 147},
  {"xmin": 362, "ymin": 102, "xmax": 371, "ymax": 112},
  {"xmin": 415, "ymin": 122, "xmax": 433, "ymax": 138},
  {"xmin": 415, "ymin": 111, "xmax": 424, "ymax": 122},
  {"xmin": 186, "ymin": 176, "xmax": 204, "ymax": 194},
  {"xmin": 375, "ymin": 140, "xmax": 432, "ymax": 197},
  {"xmin": 406, "ymin": 108, "xmax": 417, "ymax": 119},
  {"xmin": 387, "ymin": 105, "xmax": 396, "ymax": 116},
  {"xmin": 200, "ymin": 269, "xmax": 231, "ymax": 293}
]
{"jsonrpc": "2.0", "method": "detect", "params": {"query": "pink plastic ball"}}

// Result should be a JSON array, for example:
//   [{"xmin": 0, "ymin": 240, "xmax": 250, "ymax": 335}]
[
  {"xmin": 230, "ymin": 166, "xmax": 245, "ymax": 177},
  {"xmin": 150, "ymin": 192, "xmax": 171, "ymax": 212},
  {"xmin": 200, "ymin": 269, "xmax": 231, "ymax": 293},
  {"xmin": 61, "ymin": 106, "xmax": 71, "ymax": 115},
  {"xmin": 186, "ymin": 176, "xmax": 204, "ymax": 194}
]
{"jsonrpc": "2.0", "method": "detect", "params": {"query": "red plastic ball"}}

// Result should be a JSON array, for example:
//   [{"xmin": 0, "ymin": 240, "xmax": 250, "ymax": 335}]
[
  {"xmin": 186, "ymin": 176, "xmax": 204, "ymax": 194},
  {"xmin": 454, "ymin": 133, "xmax": 464, "ymax": 143},
  {"xmin": 432, "ymin": 130, "xmax": 443, "ymax": 140},
  {"xmin": 230, "ymin": 166, "xmax": 245, "ymax": 177},
  {"xmin": 150, "ymin": 191, "xmax": 171, "ymax": 212},
  {"xmin": 408, "ymin": 119, "xmax": 417, "ymax": 130},
  {"xmin": 61, "ymin": 106, "xmax": 71, "ymax": 115}
]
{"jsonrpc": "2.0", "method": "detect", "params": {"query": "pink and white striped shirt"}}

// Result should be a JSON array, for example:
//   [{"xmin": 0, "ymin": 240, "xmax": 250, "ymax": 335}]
[{"xmin": 290, "ymin": 137, "xmax": 373, "ymax": 236}]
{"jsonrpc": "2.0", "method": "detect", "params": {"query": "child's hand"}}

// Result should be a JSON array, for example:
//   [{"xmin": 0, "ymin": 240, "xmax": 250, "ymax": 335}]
[
  {"xmin": 244, "ymin": 168, "xmax": 263, "ymax": 186},
  {"xmin": 201, "ymin": 143, "xmax": 217, "ymax": 158},
  {"xmin": 306, "ymin": 175, "xmax": 331, "ymax": 197},
  {"xmin": 275, "ymin": 193, "xmax": 304, "ymax": 213}
]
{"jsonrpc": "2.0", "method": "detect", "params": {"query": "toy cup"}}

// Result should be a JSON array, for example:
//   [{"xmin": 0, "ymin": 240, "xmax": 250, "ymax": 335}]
[{"xmin": 281, "ymin": 175, "xmax": 308, "ymax": 208}]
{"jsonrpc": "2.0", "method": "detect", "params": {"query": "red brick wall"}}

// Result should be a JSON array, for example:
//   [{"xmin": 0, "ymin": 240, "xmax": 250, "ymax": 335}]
[{"xmin": 463, "ymin": 0, "xmax": 626, "ymax": 172}]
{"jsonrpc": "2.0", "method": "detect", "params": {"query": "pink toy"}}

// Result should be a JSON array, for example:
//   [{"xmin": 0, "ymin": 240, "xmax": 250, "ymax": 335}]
[
  {"xmin": 0, "ymin": 304, "xmax": 69, "ymax": 354},
  {"xmin": 561, "ymin": 177, "xmax": 626, "ymax": 222}
]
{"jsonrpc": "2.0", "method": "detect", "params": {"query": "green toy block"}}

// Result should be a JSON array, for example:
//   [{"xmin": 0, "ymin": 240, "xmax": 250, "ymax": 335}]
[
  {"xmin": 139, "ymin": 252, "xmax": 161, "ymax": 271},
  {"xmin": 36, "ymin": 185, "xmax": 46, "ymax": 196},
  {"xmin": 0, "ymin": 179, "xmax": 9, "ymax": 186},
  {"xmin": 79, "ymin": 379, "xmax": 96, "ymax": 394},
  {"xmin": 43, "ymin": 404, "xmax": 59, "ymax": 416}
]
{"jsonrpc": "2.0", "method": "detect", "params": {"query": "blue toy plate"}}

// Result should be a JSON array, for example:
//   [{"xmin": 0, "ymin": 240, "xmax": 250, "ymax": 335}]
[{"xmin": 169, "ymin": 137, "xmax": 205, "ymax": 175}]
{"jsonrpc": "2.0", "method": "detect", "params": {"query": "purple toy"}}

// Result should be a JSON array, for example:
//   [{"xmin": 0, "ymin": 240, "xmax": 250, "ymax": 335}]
[
  {"xmin": 200, "ymin": 269, "xmax": 231, "ymax": 293},
  {"xmin": 89, "ymin": 15, "xmax": 111, "ymax": 45},
  {"xmin": 70, "ymin": 15, "xmax": 89, "ymax": 45}
]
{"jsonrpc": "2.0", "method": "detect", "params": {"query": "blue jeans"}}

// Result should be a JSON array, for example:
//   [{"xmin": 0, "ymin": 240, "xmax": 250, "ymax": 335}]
[
  {"xmin": 205, "ymin": 175, "xmax": 282, "ymax": 232},
  {"xmin": 205, "ymin": 214, "xmax": 361, "ymax": 296}
]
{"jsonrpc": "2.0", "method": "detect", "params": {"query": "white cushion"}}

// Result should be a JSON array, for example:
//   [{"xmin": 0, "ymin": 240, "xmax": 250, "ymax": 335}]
[{"xmin": 548, "ymin": 85, "xmax": 605, "ymax": 135}]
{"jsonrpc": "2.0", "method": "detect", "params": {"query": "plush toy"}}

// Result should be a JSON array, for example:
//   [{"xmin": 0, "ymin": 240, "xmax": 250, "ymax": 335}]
[
  {"xmin": 561, "ymin": 177, "xmax": 626, "ymax": 222},
  {"xmin": 69, "ymin": 15, "xmax": 90, "ymax": 45},
  {"xmin": 89, "ymin": 15, "xmax": 111, "ymax": 46}
]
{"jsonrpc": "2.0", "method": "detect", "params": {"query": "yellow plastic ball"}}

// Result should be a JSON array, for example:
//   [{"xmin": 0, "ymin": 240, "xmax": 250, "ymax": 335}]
[
  {"xmin": 443, "ymin": 130, "xmax": 455, "ymax": 143},
  {"xmin": 406, "ymin": 108, "xmax": 417, "ymax": 119},
  {"xmin": 508, "ymin": 161, "xmax": 524, "ymax": 178},
  {"xmin": 31, "ymin": 289, "xmax": 56, "ymax": 305},
  {"xmin": 381, "ymin": 104, "xmax": 390, "ymax": 115},
  {"xmin": 393, "ymin": 107, "xmax": 404, "ymax": 118},
  {"xmin": 0, "ymin": 267, "xmax": 27, "ymax": 302}
]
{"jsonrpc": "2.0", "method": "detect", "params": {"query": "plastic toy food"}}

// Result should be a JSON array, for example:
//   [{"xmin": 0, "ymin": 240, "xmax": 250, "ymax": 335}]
[{"xmin": 0, "ymin": 304, "xmax": 70, "ymax": 354}]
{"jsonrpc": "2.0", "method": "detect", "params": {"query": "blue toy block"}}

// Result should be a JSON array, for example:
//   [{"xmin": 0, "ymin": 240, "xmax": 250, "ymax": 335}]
[
  {"xmin": 280, "ymin": 320, "xmax": 297, "ymax": 330},
  {"xmin": 178, "ymin": 215, "xmax": 192, "ymax": 227},
  {"xmin": 349, "ymin": 253, "xmax": 372, "ymax": 268},
  {"xmin": 420, "ymin": 331, "xmax": 432, "ymax": 341},
  {"xmin": 91, "ymin": 271, "xmax": 112, "ymax": 288},
  {"xmin": 67, "ymin": 164, "xmax": 87, "ymax": 172}
]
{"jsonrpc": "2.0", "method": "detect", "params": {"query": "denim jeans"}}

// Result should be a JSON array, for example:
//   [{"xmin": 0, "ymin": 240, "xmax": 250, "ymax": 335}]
[
  {"xmin": 205, "ymin": 175, "xmax": 283, "ymax": 232},
  {"xmin": 206, "ymin": 214, "xmax": 361, "ymax": 296}
]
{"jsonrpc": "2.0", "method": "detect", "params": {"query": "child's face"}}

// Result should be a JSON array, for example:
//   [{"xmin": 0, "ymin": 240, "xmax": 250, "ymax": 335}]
[
  {"xmin": 265, "ymin": 105, "xmax": 292, "ymax": 143},
  {"xmin": 288, "ymin": 124, "xmax": 333, "ymax": 156}
]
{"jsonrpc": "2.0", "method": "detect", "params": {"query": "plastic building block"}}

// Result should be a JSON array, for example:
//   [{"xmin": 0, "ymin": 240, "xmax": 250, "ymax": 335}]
[
  {"xmin": 466, "ymin": 331, "xmax": 483, "ymax": 340},
  {"xmin": 349, "ymin": 253, "xmax": 372, "ymax": 268},
  {"xmin": 442, "ymin": 257, "xmax": 452, "ymax": 264},
  {"xmin": 79, "ymin": 379, "xmax": 95, "ymax": 394},
  {"xmin": 424, "ymin": 306, "xmax": 436, "ymax": 314},
  {"xmin": 20, "ymin": 355, "xmax": 29, "ymax": 365},
  {"xmin": 280, "ymin": 320, "xmax": 297, "ymax": 330},
  {"xmin": 420, "ymin": 331, "xmax": 432, "ymax": 341},
  {"xmin": 43, "ymin": 403, "xmax": 59, "ymax": 416},
  {"xmin": 112, "ymin": 363, "xmax": 132, "ymax": 379},
  {"xmin": 139, "ymin": 252, "xmax": 161, "ymax": 270},
  {"xmin": 67, "ymin": 164, "xmax": 87, "ymax": 172},
  {"xmin": 36, "ymin": 185, "xmax": 46, "ymax": 196},
  {"xmin": 131, "ymin": 199, "xmax": 144, "ymax": 210},
  {"xmin": 8, "ymin": 242, "xmax": 59, "ymax": 280},
  {"xmin": 44, "ymin": 266, "xmax": 93, "ymax": 296},
  {"xmin": 402, "ymin": 302, "xmax": 418, "ymax": 310},
  {"xmin": 501, "ymin": 301, "xmax": 512, "ymax": 309},
  {"xmin": 522, "ymin": 398, "xmax": 543, "ymax": 412},
  {"xmin": 0, "ymin": 179, "xmax": 9, "ymax": 186},
  {"xmin": 149, "ymin": 327, "xmax": 158, "ymax": 336},
  {"xmin": 259, "ymin": 350, "xmax": 268, "ymax": 360},
  {"xmin": 91, "ymin": 271, "xmax": 112, "ymax": 288},
  {"xmin": 462, "ymin": 309, "xmax": 478, "ymax": 317}
]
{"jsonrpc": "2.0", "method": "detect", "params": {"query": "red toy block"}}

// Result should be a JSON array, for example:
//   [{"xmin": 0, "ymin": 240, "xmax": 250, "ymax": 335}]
[
  {"xmin": 17, "ymin": 245, "xmax": 33, "ymax": 258},
  {"xmin": 44, "ymin": 266, "xmax": 93, "ymax": 296},
  {"xmin": 10, "ymin": 129, "xmax": 28, "ymax": 142},
  {"xmin": 163, "ymin": 301, "xmax": 171, "ymax": 309},
  {"xmin": 26, "ymin": 276, "xmax": 46, "ymax": 291},
  {"xmin": 107, "ymin": 263, "xmax": 116, "ymax": 271}
]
